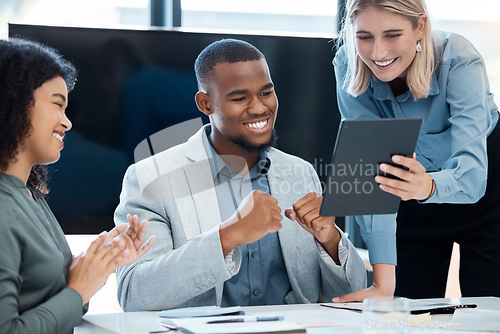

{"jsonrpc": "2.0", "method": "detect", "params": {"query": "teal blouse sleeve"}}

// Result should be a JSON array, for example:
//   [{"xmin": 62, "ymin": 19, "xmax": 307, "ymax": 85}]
[{"xmin": 424, "ymin": 32, "xmax": 498, "ymax": 204}]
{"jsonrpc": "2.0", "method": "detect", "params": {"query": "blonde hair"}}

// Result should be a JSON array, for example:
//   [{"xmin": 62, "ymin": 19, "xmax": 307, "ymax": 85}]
[{"xmin": 339, "ymin": 0, "xmax": 436, "ymax": 100}]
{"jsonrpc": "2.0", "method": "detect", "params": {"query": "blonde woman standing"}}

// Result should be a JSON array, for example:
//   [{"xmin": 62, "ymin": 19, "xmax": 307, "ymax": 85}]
[{"xmin": 332, "ymin": 0, "xmax": 499, "ymax": 300}]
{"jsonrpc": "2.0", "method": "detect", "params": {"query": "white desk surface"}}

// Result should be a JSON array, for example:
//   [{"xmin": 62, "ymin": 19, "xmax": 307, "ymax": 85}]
[{"xmin": 75, "ymin": 297, "xmax": 500, "ymax": 334}]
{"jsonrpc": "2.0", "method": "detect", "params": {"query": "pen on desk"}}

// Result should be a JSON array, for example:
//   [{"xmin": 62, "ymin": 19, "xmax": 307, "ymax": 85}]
[
  {"xmin": 411, "ymin": 304, "xmax": 477, "ymax": 315},
  {"xmin": 207, "ymin": 315, "xmax": 284, "ymax": 324},
  {"xmin": 159, "ymin": 321, "xmax": 179, "ymax": 332},
  {"xmin": 428, "ymin": 304, "xmax": 477, "ymax": 315}
]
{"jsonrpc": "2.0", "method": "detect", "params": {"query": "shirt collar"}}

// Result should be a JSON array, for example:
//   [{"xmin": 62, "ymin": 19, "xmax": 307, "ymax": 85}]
[
  {"xmin": 201, "ymin": 126, "xmax": 271, "ymax": 181},
  {"xmin": 370, "ymin": 72, "xmax": 440, "ymax": 102}
]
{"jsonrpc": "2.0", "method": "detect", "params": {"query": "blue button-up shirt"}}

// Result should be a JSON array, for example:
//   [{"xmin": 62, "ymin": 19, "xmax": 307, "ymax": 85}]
[
  {"xmin": 201, "ymin": 129, "xmax": 291, "ymax": 306},
  {"xmin": 333, "ymin": 31, "xmax": 499, "ymax": 265}
]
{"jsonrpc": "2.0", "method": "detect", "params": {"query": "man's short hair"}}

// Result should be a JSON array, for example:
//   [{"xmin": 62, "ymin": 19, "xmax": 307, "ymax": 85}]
[{"xmin": 194, "ymin": 39, "xmax": 265, "ymax": 91}]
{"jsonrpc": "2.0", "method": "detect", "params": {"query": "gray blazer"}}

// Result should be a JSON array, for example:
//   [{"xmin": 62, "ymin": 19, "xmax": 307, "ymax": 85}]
[{"xmin": 114, "ymin": 125, "xmax": 367, "ymax": 311}]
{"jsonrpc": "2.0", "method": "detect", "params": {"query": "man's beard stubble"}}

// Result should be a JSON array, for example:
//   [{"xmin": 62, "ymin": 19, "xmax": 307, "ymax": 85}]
[{"xmin": 230, "ymin": 128, "xmax": 278, "ymax": 156}]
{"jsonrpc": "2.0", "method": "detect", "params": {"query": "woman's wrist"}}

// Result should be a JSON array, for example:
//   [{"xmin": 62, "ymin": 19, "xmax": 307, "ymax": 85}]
[
  {"xmin": 371, "ymin": 263, "xmax": 396, "ymax": 296},
  {"xmin": 67, "ymin": 284, "xmax": 89, "ymax": 305},
  {"xmin": 423, "ymin": 174, "xmax": 435, "ymax": 201}
]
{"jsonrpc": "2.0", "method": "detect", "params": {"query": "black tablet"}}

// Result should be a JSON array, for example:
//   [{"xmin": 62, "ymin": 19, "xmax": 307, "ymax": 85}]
[{"xmin": 319, "ymin": 118, "xmax": 422, "ymax": 217}]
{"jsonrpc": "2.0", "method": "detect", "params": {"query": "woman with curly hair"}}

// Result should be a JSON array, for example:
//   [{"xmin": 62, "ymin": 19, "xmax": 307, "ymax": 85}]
[{"xmin": 0, "ymin": 38, "xmax": 155, "ymax": 334}]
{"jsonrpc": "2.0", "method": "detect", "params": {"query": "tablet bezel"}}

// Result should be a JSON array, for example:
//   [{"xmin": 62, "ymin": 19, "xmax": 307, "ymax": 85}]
[{"xmin": 319, "ymin": 118, "xmax": 423, "ymax": 217}]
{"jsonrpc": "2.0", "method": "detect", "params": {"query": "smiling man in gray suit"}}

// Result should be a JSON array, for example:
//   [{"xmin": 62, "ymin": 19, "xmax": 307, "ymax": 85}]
[{"xmin": 114, "ymin": 39, "xmax": 366, "ymax": 311}]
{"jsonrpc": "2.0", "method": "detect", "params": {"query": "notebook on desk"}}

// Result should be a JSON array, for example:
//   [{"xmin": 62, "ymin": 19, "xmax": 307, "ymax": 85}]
[
  {"xmin": 157, "ymin": 306, "xmax": 243, "ymax": 318},
  {"xmin": 160, "ymin": 315, "xmax": 306, "ymax": 334},
  {"xmin": 319, "ymin": 118, "xmax": 422, "ymax": 217}
]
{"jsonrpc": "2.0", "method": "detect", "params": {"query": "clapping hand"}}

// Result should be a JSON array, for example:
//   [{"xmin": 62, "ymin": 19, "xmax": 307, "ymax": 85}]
[
  {"xmin": 68, "ymin": 215, "xmax": 155, "ymax": 304},
  {"xmin": 119, "ymin": 214, "xmax": 156, "ymax": 266}
]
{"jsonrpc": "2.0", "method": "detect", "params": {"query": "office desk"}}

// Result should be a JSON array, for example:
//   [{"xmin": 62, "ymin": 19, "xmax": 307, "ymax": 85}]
[{"xmin": 75, "ymin": 297, "xmax": 500, "ymax": 334}]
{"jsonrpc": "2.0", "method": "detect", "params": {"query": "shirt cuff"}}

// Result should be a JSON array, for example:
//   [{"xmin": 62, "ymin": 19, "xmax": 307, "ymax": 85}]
[
  {"xmin": 315, "ymin": 228, "xmax": 348, "ymax": 266},
  {"xmin": 425, "ymin": 170, "xmax": 485, "ymax": 204},
  {"xmin": 223, "ymin": 248, "xmax": 241, "ymax": 275},
  {"xmin": 224, "ymin": 251, "xmax": 236, "ymax": 272}
]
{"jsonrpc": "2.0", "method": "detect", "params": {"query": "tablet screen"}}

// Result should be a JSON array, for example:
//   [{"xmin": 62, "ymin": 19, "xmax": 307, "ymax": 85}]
[{"xmin": 319, "ymin": 118, "xmax": 422, "ymax": 217}]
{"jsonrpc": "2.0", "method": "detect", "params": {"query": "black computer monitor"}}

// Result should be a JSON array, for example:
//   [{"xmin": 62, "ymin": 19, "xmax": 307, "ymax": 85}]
[{"xmin": 9, "ymin": 23, "xmax": 341, "ymax": 233}]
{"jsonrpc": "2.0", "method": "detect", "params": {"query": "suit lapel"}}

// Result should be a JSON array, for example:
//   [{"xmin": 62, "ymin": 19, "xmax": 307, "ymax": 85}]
[
  {"xmin": 182, "ymin": 126, "xmax": 225, "ymax": 304},
  {"xmin": 183, "ymin": 126, "xmax": 222, "ymax": 235},
  {"xmin": 184, "ymin": 161, "xmax": 221, "ymax": 234},
  {"xmin": 267, "ymin": 157, "xmax": 298, "ymax": 274}
]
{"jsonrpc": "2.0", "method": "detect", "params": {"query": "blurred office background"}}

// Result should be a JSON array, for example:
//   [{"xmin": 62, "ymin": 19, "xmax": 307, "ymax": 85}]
[
  {"xmin": 1, "ymin": 0, "xmax": 499, "ymax": 312},
  {"xmin": 1, "ymin": 0, "xmax": 499, "ymax": 97}
]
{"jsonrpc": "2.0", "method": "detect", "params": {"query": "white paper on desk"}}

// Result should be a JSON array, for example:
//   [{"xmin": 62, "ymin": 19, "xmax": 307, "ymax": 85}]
[
  {"xmin": 162, "ymin": 315, "xmax": 306, "ymax": 334},
  {"xmin": 448, "ymin": 309, "xmax": 500, "ymax": 332}
]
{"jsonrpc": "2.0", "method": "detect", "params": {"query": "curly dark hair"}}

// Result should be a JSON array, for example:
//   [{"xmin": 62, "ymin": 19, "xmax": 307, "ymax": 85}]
[{"xmin": 0, "ymin": 38, "xmax": 77, "ymax": 196}]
